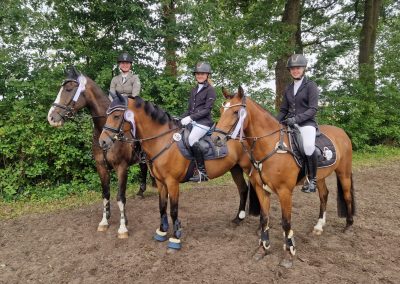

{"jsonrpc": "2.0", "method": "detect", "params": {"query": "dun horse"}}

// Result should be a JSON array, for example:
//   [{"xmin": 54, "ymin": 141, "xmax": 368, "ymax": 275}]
[
  {"xmin": 99, "ymin": 93, "xmax": 259, "ymax": 251},
  {"xmin": 214, "ymin": 87, "xmax": 355, "ymax": 267},
  {"xmin": 47, "ymin": 67, "xmax": 150, "ymax": 238}
]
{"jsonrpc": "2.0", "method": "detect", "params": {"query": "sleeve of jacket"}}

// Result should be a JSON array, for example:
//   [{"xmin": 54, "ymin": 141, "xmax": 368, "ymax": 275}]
[
  {"xmin": 131, "ymin": 75, "xmax": 141, "ymax": 97},
  {"xmin": 294, "ymin": 81, "xmax": 319, "ymax": 124},
  {"xmin": 109, "ymin": 77, "xmax": 117, "ymax": 95},
  {"xmin": 276, "ymin": 90, "xmax": 289, "ymax": 122},
  {"xmin": 189, "ymin": 87, "xmax": 216, "ymax": 121}
]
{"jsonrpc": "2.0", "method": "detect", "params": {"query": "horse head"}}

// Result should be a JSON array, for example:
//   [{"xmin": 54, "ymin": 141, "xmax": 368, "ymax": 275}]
[
  {"xmin": 47, "ymin": 66, "xmax": 88, "ymax": 127},
  {"xmin": 213, "ymin": 86, "xmax": 247, "ymax": 142},
  {"xmin": 99, "ymin": 92, "xmax": 130, "ymax": 150}
]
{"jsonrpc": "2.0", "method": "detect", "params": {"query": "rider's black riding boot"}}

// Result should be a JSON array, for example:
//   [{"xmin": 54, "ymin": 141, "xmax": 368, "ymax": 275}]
[
  {"xmin": 301, "ymin": 150, "xmax": 318, "ymax": 193},
  {"xmin": 137, "ymin": 162, "xmax": 147, "ymax": 197},
  {"xmin": 189, "ymin": 142, "xmax": 209, "ymax": 182}
]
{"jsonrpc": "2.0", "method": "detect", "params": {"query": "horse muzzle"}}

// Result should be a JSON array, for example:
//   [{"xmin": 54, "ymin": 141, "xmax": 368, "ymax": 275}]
[
  {"xmin": 47, "ymin": 111, "xmax": 65, "ymax": 127},
  {"xmin": 99, "ymin": 135, "xmax": 114, "ymax": 151}
]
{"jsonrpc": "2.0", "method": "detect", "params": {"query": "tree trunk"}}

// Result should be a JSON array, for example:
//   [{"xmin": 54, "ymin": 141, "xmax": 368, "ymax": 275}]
[
  {"xmin": 358, "ymin": 0, "xmax": 381, "ymax": 90},
  {"xmin": 162, "ymin": 0, "xmax": 178, "ymax": 78},
  {"xmin": 274, "ymin": 0, "xmax": 302, "ymax": 111}
]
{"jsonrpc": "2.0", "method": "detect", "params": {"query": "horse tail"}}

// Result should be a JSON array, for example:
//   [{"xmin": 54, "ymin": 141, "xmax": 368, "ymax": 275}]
[
  {"xmin": 248, "ymin": 181, "xmax": 260, "ymax": 216},
  {"xmin": 337, "ymin": 173, "xmax": 356, "ymax": 218}
]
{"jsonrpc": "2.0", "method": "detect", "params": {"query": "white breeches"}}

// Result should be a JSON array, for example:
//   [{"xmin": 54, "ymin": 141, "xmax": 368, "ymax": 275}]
[
  {"xmin": 188, "ymin": 123, "xmax": 210, "ymax": 146},
  {"xmin": 298, "ymin": 125, "xmax": 316, "ymax": 156}
]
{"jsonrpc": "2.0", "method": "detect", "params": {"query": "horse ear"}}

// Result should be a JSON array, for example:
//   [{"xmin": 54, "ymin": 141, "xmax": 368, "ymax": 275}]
[
  {"xmin": 71, "ymin": 66, "xmax": 80, "ymax": 77},
  {"xmin": 222, "ymin": 87, "xmax": 231, "ymax": 99},
  {"xmin": 64, "ymin": 65, "xmax": 80, "ymax": 79},
  {"xmin": 116, "ymin": 91, "xmax": 124, "ymax": 102},
  {"xmin": 109, "ymin": 91, "xmax": 117, "ymax": 100},
  {"xmin": 237, "ymin": 85, "xmax": 244, "ymax": 99}
]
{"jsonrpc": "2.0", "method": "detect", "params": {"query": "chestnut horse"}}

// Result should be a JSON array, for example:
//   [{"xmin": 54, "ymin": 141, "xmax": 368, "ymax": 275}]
[
  {"xmin": 99, "ymin": 93, "xmax": 259, "ymax": 251},
  {"xmin": 214, "ymin": 87, "xmax": 355, "ymax": 267},
  {"xmin": 47, "ymin": 66, "xmax": 150, "ymax": 238}
]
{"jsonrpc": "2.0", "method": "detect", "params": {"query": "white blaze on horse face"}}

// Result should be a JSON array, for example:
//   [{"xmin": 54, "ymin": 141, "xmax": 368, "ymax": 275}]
[
  {"xmin": 47, "ymin": 87, "xmax": 63, "ymax": 127},
  {"xmin": 223, "ymin": 102, "xmax": 231, "ymax": 112}
]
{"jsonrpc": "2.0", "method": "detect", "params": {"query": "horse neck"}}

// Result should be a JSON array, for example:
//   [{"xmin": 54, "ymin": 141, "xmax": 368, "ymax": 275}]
[
  {"xmin": 128, "ymin": 99, "xmax": 175, "ymax": 157},
  {"xmin": 246, "ymin": 99, "xmax": 280, "ymax": 138},
  {"xmin": 84, "ymin": 79, "xmax": 110, "ymax": 131}
]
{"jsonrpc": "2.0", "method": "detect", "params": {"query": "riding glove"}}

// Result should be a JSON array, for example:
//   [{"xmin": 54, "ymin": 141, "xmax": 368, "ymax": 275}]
[
  {"xmin": 284, "ymin": 117, "xmax": 297, "ymax": 126},
  {"xmin": 181, "ymin": 116, "xmax": 193, "ymax": 126}
]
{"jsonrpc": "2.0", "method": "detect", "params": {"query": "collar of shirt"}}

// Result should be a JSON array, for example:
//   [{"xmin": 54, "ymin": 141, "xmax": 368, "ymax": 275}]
[{"xmin": 293, "ymin": 76, "xmax": 304, "ymax": 96}]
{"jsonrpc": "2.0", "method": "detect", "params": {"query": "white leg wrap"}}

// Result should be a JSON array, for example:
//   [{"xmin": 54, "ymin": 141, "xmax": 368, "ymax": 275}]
[
  {"xmin": 117, "ymin": 201, "xmax": 128, "ymax": 234},
  {"xmin": 238, "ymin": 210, "xmax": 246, "ymax": 219},
  {"xmin": 99, "ymin": 199, "xmax": 109, "ymax": 226},
  {"xmin": 313, "ymin": 212, "xmax": 326, "ymax": 232}
]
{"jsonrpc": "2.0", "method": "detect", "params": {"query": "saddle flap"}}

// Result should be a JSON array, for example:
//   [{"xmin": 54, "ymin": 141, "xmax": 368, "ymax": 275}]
[{"xmin": 177, "ymin": 129, "xmax": 228, "ymax": 160}]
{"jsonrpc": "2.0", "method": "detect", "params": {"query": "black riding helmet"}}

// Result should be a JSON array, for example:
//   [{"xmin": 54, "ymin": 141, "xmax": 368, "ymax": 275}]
[
  {"xmin": 286, "ymin": 54, "xmax": 307, "ymax": 69},
  {"xmin": 117, "ymin": 52, "xmax": 133, "ymax": 63},
  {"xmin": 193, "ymin": 62, "xmax": 212, "ymax": 74}
]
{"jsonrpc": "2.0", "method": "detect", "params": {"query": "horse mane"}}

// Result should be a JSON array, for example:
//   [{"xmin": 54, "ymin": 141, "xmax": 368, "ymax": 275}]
[
  {"xmin": 248, "ymin": 97, "xmax": 279, "ymax": 122},
  {"xmin": 134, "ymin": 96, "xmax": 178, "ymax": 127}
]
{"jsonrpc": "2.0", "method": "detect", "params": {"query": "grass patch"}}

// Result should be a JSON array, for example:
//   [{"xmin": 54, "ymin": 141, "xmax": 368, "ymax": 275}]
[{"xmin": 1, "ymin": 145, "xmax": 399, "ymax": 220}]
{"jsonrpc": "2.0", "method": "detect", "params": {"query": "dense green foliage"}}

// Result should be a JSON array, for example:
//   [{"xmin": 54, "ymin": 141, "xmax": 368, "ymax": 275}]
[{"xmin": 1, "ymin": 0, "xmax": 399, "ymax": 200}]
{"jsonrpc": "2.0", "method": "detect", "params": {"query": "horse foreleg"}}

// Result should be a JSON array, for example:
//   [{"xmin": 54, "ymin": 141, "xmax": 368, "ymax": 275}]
[
  {"xmin": 229, "ymin": 165, "xmax": 248, "ymax": 224},
  {"xmin": 166, "ymin": 180, "xmax": 182, "ymax": 252},
  {"xmin": 313, "ymin": 179, "xmax": 329, "ymax": 235},
  {"xmin": 116, "ymin": 166, "xmax": 129, "ymax": 239},
  {"xmin": 277, "ymin": 188, "xmax": 295, "ymax": 268},
  {"xmin": 154, "ymin": 182, "xmax": 169, "ymax": 242},
  {"xmin": 97, "ymin": 163, "xmax": 111, "ymax": 232}
]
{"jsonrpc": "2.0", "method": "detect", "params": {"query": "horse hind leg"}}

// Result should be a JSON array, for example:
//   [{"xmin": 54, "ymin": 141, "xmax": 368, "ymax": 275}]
[
  {"xmin": 229, "ymin": 165, "xmax": 249, "ymax": 225},
  {"xmin": 313, "ymin": 179, "xmax": 329, "ymax": 235},
  {"xmin": 337, "ymin": 172, "xmax": 356, "ymax": 231},
  {"xmin": 97, "ymin": 163, "xmax": 111, "ymax": 232}
]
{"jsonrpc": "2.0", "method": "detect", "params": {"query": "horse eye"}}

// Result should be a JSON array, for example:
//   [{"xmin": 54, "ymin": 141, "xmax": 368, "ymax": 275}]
[
  {"xmin": 233, "ymin": 110, "xmax": 239, "ymax": 114},
  {"xmin": 113, "ymin": 114, "xmax": 120, "ymax": 120}
]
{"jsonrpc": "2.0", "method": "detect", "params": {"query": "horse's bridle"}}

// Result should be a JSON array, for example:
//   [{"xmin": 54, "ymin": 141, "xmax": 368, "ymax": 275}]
[
  {"xmin": 52, "ymin": 79, "xmax": 81, "ymax": 120},
  {"xmin": 102, "ymin": 100, "xmax": 180, "ymax": 163},
  {"xmin": 217, "ymin": 95, "xmax": 296, "ymax": 188},
  {"xmin": 214, "ymin": 95, "xmax": 247, "ymax": 140}
]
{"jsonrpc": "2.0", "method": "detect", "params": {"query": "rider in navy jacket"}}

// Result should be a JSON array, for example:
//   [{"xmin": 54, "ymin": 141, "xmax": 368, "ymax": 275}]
[
  {"xmin": 180, "ymin": 62, "xmax": 216, "ymax": 182},
  {"xmin": 277, "ymin": 54, "xmax": 320, "ymax": 193}
]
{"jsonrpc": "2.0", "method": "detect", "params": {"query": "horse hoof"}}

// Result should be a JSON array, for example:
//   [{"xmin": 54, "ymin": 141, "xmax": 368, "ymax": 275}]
[
  {"xmin": 167, "ymin": 238, "xmax": 182, "ymax": 250},
  {"xmin": 166, "ymin": 248, "xmax": 179, "ymax": 254},
  {"xmin": 231, "ymin": 217, "xmax": 243, "ymax": 225},
  {"xmin": 97, "ymin": 225, "xmax": 109, "ymax": 232},
  {"xmin": 136, "ymin": 191, "xmax": 144, "ymax": 198},
  {"xmin": 253, "ymin": 246, "xmax": 268, "ymax": 261},
  {"xmin": 279, "ymin": 258, "xmax": 293, "ymax": 268},
  {"xmin": 312, "ymin": 228, "xmax": 323, "ymax": 235},
  {"xmin": 118, "ymin": 232, "xmax": 129, "ymax": 239}
]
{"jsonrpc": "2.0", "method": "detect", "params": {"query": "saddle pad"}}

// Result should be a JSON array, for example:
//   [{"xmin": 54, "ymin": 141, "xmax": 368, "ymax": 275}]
[
  {"xmin": 289, "ymin": 131, "xmax": 337, "ymax": 168},
  {"xmin": 177, "ymin": 130, "xmax": 228, "ymax": 160}
]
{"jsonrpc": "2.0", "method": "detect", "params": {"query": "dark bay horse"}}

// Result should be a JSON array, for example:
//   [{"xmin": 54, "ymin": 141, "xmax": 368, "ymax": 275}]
[
  {"xmin": 47, "ymin": 67, "xmax": 150, "ymax": 238},
  {"xmin": 214, "ymin": 87, "xmax": 355, "ymax": 267},
  {"xmin": 99, "ymin": 93, "xmax": 259, "ymax": 251}
]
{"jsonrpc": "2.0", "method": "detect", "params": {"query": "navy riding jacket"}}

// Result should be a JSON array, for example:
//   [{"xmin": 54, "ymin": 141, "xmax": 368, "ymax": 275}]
[
  {"xmin": 181, "ymin": 82, "xmax": 216, "ymax": 127},
  {"xmin": 277, "ymin": 77, "xmax": 319, "ymax": 128}
]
